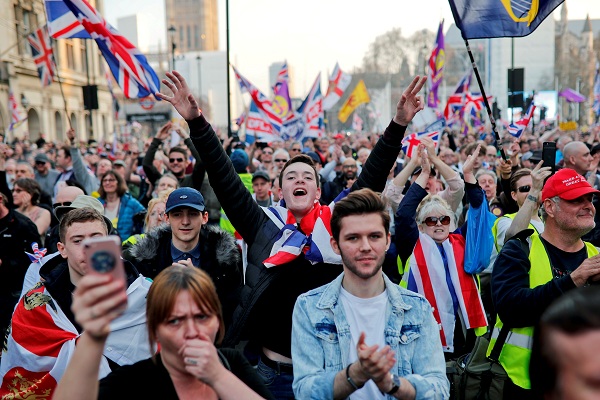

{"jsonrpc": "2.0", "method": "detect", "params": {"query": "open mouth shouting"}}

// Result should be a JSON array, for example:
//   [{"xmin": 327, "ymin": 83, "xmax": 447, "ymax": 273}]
[{"xmin": 293, "ymin": 188, "xmax": 307, "ymax": 197}]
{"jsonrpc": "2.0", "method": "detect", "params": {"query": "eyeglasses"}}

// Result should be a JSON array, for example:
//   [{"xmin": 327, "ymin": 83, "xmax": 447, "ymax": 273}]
[
  {"xmin": 102, "ymin": 178, "xmax": 117, "ymax": 183},
  {"xmin": 275, "ymin": 159, "xmax": 288, "ymax": 163},
  {"xmin": 169, "ymin": 158, "xmax": 184, "ymax": 163},
  {"xmin": 516, "ymin": 185, "xmax": 531, "ymax": 193},
  {"xmin": 35, "ymin": 161, "xmax": 46, "ymax": 165},
  {"xmin": 53, "ymin": 201, "xmax": 72, "ymax": 209},
  {"xmin": 423, "ymin": 215, "xmax": 451, "ymax": 227}
]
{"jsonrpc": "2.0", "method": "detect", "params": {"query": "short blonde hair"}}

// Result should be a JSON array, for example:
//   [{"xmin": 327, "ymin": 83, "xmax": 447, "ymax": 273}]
[
  {"xmin": 416, "ymin": 194, "xmax": 456, "ymax": 231},
  {"xmin": 144, "ymin": 189, "xmax": 175, "ymax": 229}
]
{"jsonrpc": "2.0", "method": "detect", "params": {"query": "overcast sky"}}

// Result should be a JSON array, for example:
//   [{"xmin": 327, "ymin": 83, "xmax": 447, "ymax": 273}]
[{"xmin": 103, "ymin": 1, "xmax": 599, "ymax": 95}]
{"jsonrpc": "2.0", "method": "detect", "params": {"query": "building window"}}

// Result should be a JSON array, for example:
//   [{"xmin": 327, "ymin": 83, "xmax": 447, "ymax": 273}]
[
  {"xmin": 14, "ymin": 6, "xmax": 35, "ymax": 55},
  {"xmin": 187, "ymin": 26, "xmax": 191, "ymax": 49},
  {"xmin": 81, "ymin": 42, "xmax": 87, "ymax": 73},
  {"xmin": 194, "ymin": 25, "xmax": 199, "ymax": 49},
  {"xmin": 65, "ymin": 40, "xmax": 76, "ymax": 69},
  {"xmin": 179, "ymin": 27, "xmax": 184, "ymax": 47}
]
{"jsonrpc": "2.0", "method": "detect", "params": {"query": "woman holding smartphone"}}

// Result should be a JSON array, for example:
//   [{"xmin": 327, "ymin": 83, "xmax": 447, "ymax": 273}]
[{"xmin": 53, "ymin": 266, "xmax": 273, "ymax": 400}]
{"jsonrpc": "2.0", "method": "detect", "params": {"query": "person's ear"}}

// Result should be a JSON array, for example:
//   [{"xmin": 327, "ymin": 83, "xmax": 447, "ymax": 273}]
[
  {"xmin": 330, "ymin": 237, "xmax": 341, "ymax": 255},
  {"xmin": 57, "ymin": 241, "xmax": 68, "ymax": 259},
  {"xmin": 511, "ymin": 191, "xmax": 518, "ymax": 202}
]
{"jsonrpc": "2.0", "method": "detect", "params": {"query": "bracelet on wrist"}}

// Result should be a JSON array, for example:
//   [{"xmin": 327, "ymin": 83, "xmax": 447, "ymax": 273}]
[{"xmin": 346, "ymin": 363, "xmax": 362, "ymax": 391}]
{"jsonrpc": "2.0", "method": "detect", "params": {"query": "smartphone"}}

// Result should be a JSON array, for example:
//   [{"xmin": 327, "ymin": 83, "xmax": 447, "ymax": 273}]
[
  {"xmin": 542, "ymin": 142, "xmax": 557, "ymax": 175},
  {"xmin": 83, "ymin": 236, "xmax": 126, "ymax": 285}
]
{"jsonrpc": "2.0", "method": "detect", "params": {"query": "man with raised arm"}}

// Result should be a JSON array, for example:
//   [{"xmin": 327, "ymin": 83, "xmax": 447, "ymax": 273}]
[{"xmin": 157, "ymin": 71, "xmax": 426, "ymax": 398}]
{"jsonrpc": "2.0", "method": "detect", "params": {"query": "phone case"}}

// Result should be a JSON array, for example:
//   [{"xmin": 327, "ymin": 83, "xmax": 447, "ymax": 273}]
[{"xmin": 83, "ymin": 235, "xmax": 126, "ymax": 284}]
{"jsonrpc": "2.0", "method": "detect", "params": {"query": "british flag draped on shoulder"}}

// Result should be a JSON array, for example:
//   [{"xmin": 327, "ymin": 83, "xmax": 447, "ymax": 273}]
[
  {"xmin": 402, "ymin": 233, "xmax": 487, "ymax": 352},
  {"xmin": 261, "ymin": 189, "xmax": 350, "ymax": 268},
  {"xmin": 0, "ymin": 276, "xmax": 152, "ymax": 398},
  {"xmin": 59, "ymin": 0, "xmax": 160, "ymax": 99}
]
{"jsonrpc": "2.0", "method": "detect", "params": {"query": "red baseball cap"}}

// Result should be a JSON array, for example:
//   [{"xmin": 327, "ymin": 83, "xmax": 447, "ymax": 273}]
[
  {"xmin": 332, "ymin": 133, "xmax": 344, "ymax": 140},
  {"xmin": 541, "ymin": 168, "xmax": 600, "ymax": 201}
]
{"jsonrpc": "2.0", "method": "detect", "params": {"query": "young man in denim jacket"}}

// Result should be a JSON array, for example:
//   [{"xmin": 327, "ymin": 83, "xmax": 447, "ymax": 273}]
[{"xmin": 292, "ymin": 189, "xmax": 449, "ymax": 399}]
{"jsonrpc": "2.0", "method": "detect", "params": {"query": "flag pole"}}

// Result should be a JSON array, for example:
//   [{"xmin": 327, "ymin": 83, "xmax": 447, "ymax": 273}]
[
  {"xmin": 41, "ymin": 0, "xmax": 72, "ymax": 133},
  {"xmin": 50, "ymin": 38, "xmax": 72, "ymax": 131},
  {"xmin": 463, "ymin": 39, "xmax": 507, "ymax": 161}
]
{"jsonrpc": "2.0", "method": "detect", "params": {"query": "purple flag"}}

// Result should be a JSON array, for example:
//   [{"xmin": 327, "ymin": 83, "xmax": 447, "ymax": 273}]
[{"xmin": 427, "ymin": 20, "xmax": 445, "ymax": 108}]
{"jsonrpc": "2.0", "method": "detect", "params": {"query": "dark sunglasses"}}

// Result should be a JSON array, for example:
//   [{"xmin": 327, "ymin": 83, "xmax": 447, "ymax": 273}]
[
  {"xmin": 423, "ymin": 215, "xmax": 451, "ymax": 227},
  {"xmin": 53, "ymin": 201, "xmax": 72, "ymax": 209},
  {"xmin": 35, "ymin": 161, "xmax": 46, "ymax": 165},
  {"xmin": 516, "ymin": 185, "xmax": 531, "ymax": 193},
  {"xmin": 275, "ymin": 158, "xmax": 288, "ymax": 163},
  {"xmin": 169, "ymin": 158, "xmax": 184, "ymax": 163}
]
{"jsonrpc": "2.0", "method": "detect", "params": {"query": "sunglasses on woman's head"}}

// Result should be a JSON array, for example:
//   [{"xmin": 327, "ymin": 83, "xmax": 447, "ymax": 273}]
[
  {"xmin": 516, "ymin": 185, "xmax": 531, "ymax": 193},
  {"xmin": 423, "ymin": 215, "xmax": 451, "ymax": 227}
]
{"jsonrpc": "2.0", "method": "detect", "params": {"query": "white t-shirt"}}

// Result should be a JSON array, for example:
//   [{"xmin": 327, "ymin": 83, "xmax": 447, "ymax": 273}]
[{"xmin": 340, "ymin": 287, "xmax": 389, "ymax": 400}]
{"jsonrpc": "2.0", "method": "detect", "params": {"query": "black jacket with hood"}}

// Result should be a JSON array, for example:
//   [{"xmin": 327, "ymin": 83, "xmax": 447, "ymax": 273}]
[{"xmin": 124, "ymin": 224, "xmax": 242, "ymax": 326}]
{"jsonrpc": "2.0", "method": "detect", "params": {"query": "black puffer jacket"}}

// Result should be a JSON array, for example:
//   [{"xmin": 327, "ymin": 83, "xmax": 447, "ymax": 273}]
[{"xmin": 124, "ymin": 224, "xmax": 242, "ymax": 326}]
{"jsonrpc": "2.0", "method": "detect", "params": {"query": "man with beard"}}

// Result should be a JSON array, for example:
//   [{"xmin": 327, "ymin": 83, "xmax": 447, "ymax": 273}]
[
  {"xmin": 490, "ymin": 168, "xmax": 600, "ymax": 396},
  {"xmin": 321, "ymin": 158, "xmax": 359, "ymax": 205},
  {"xmin": 291, "ymin": 189, "xmax": 448, "ymax": 399}
]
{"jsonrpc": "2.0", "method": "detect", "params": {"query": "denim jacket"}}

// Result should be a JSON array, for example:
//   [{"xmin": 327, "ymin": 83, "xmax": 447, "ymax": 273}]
[{"xmin": 292, "ymin": 273, "xmax": 449, "ymax": 400}]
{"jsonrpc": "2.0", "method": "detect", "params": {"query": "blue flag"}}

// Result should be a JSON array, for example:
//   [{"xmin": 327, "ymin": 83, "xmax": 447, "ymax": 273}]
[{"xmin": 448, "ymin": 0, "xmax": 564, "ymax": 39}]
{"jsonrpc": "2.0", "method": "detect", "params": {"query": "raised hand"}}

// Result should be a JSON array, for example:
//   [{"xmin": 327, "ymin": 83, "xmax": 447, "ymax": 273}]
[
  {"xmin": 393, "ymin": 76, "xmax": 427, "ymax": 127},
  {"xmin": 156, "ymin": 121, "xmax": 173, "ymax": 141},
  {"xmin": 156, "ymin": 71, "xmax": 201, "ymax": 120},
  {"xmin": 71, "ymin": 274, "xmax": 128, "ymax": 341},
  {"xmin": 66, "ymin": 128, "xmax": 76, "ymax": 144},
  {"xmin": 462, "ymin": 143, "xmax": 482, "ymax": 178},
  {"xmin": 530, "ymin": 160, "xmax": 553, "ymax": 194}
]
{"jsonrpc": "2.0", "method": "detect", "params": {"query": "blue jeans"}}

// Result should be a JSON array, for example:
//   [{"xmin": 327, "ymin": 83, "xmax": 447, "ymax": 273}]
[{"xmin": 257, "ymin": 357, "xmax": 295, "ymax": 400}]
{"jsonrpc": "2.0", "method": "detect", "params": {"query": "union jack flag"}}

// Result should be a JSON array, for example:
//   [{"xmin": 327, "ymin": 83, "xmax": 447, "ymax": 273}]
[
  {"xmin": 235, "ymin": 110, "xmax": 246, "ymax": 127},
  {"xmin": 25, "ymin": 242, "xmax": 47, "ymax": 264},
  {"xmin": 401, "ymin": 131, "xmax": 440, "ymax": 158},
  {"xmin": 273, "ymin": 61, "xmax": 289, "ymax": 92},
  {"xmin": 507, "ymin": 102, "xmax": 535, "ymax": 138},
  {"xmin": 27, "ymin": 26, "xmax": 56, "ymax": 88},
  {"xmin": 61, "ymin": 0, "xmax": 160, "ymax": 99},
  {"xmin": 233, "ymin": 65, "xmax": 283, "ymax": 132},
  {"xmin": 8, "ymin": 89, "xmax": 26, "ymax": 131},
  {"xmin": 453, "ymin": 70, "xmax": 472, "ymax": 94},
  {"xmin": 45, "ymin": 0, "xmax": 90, "ymax": 39}
]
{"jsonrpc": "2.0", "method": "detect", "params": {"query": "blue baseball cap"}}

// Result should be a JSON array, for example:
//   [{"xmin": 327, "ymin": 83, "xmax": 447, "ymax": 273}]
[{"xmin": 165, "ymin": 187, "xmax": 205, "ymax": 214}]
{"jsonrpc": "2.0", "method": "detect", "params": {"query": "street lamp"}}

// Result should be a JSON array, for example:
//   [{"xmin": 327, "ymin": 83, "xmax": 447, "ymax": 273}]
[
  {"xmin": 196, "ymin": 55, "xmax": 202, "ymax": 108},
  {"xmin": 168, "ymin": 25, "xmax": 177, "ymax": 71}
]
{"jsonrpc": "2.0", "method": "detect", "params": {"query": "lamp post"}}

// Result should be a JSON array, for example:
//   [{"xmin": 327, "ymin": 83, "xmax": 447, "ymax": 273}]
[
  {"xmin": 168, "ymin": 25, "xmax": 176, "ymax": 71},
  {"xmin": 196, "ymin": 55, "xmax": 202, "ymax": 108}
]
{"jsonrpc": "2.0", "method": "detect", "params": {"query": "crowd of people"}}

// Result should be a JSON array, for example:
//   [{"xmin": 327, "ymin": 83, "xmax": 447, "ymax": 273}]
[{"xmin": 1, "ymin": 70, "xmax": 600, "ymax": 400}]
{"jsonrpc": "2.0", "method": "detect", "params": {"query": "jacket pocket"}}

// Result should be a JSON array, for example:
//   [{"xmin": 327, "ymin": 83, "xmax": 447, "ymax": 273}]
[
  {"xmin": 315, "ymin": 322, "xmax": 342, "ymax": 368},
  {"xmin": 397, "ymin": 324, "xmax": 422, "ymax": 375}
]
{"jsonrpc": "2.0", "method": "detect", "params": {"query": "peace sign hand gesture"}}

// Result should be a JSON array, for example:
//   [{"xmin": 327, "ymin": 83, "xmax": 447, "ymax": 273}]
[
  {"xmin": 156, "ymin": 71, "xmax": 202, "ymax": 121},
  {"xmin": 393, "ymin": 76, "xmax": 427, "ymax": 127}
]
